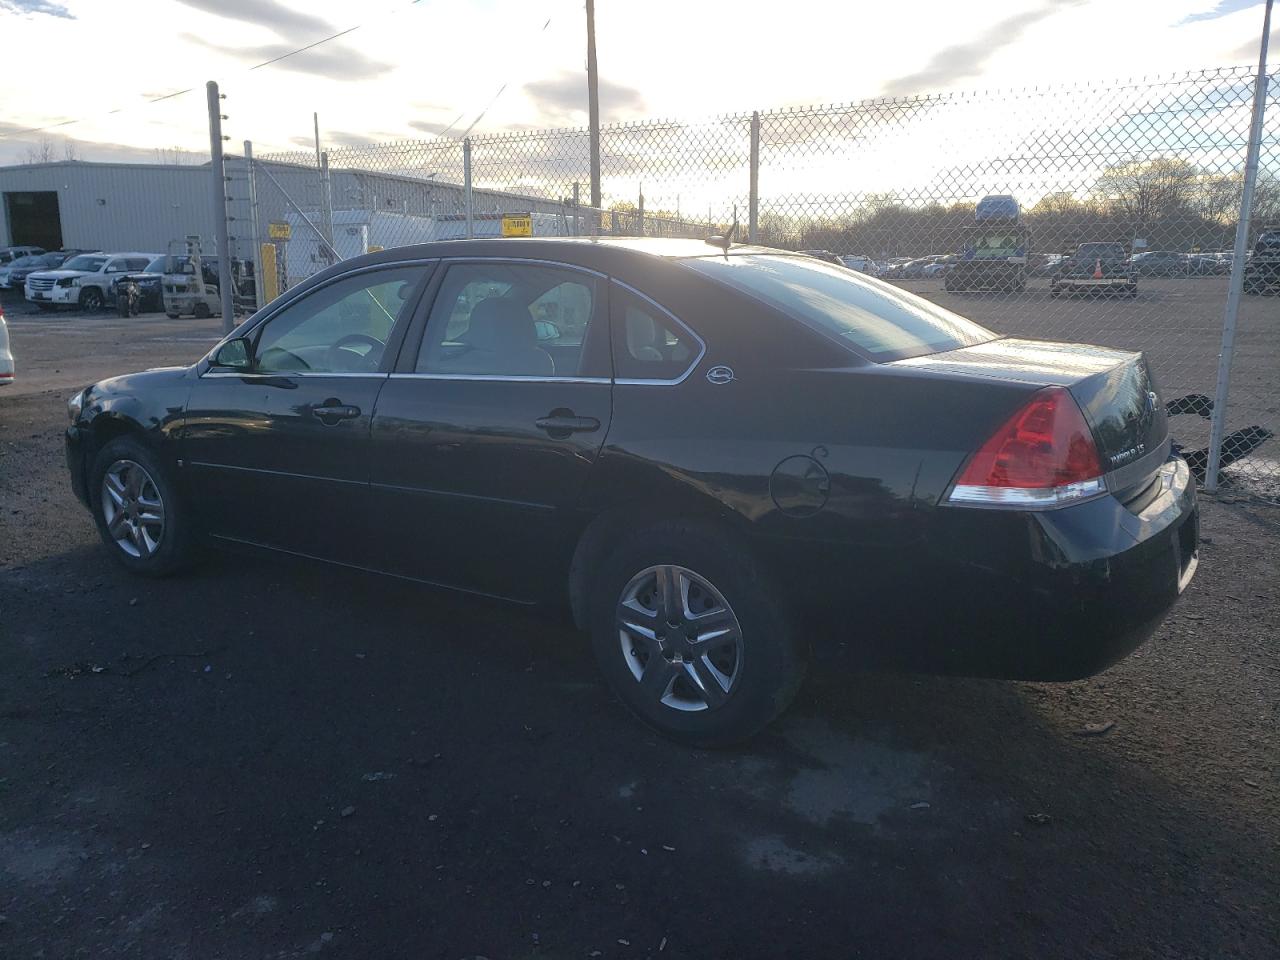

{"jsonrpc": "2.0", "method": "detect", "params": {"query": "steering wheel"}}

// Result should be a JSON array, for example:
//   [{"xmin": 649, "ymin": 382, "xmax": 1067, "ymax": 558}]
[{"xmin": 326, "ymin": 333, "xmax": 385, "ymax": 371}]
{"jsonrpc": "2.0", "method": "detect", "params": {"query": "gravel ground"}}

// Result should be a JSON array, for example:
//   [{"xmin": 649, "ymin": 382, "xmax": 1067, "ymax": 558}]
[{"xmin": 0, "ymin": 302, "xmax": 1277, "ymax": 959}]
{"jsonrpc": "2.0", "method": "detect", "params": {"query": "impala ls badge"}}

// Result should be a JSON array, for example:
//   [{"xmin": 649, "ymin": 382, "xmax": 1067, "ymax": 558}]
[{"xmin": 707, "ymin": 365, "xmax": 736, "ymax": 385}]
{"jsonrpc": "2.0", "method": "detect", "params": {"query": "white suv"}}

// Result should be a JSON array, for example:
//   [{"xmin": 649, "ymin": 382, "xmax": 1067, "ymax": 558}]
[{"xmin": 25, "ymin": 252, "xmax": 156, "ymax": 312}]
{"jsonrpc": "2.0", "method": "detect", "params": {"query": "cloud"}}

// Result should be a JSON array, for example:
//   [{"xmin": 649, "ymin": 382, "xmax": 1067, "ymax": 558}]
[
  {"xmin": 522, "ymin": 72, "xmax": 647, "ymax": 125},
  {"xmin": 0, "ymin": 0, "xmax": 74, "ymax": 18},
  {"xmin": 880, "ymin": 1, "xmax": 1086, "ymax": 97},
  {"xmin": 408, "ymin": 119, "xmax": 458, "ymax": 137},
  {"xmin": 1230, "ymin": 26, "xmax": 1278, "ymax": 60},
  {"xmin": 172, "ymin": 0, "xmax": 333, "ymax": 38},
  {"xmin": 180, "ymin": 34, "xmax": 392, "ymax": 80},
  {"xmin": 1179, "ymin": 0, "xmax": 1263, "ymax": 25}
]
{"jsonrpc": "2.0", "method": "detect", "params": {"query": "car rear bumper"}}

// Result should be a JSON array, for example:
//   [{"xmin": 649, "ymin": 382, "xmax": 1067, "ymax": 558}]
[
  {"xmin": 1051, "ymin": 276, "xmax": 1136, "ymax": 290},
  {"xmin": 772, "ymin": 456, "xmax": 1198, "ymax": 681}
]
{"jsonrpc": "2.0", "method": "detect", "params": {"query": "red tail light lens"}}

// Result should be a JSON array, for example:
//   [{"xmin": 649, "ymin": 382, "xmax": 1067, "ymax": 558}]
[{"xmin": 949, "ymin": 386, "xmax": 1105, "ymax": 507}]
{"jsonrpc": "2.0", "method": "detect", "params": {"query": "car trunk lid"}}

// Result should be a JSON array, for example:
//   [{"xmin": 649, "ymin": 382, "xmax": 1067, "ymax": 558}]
[{"xmin": 895, "ymin": 337, "xmax": 1170, "ymax": 495}]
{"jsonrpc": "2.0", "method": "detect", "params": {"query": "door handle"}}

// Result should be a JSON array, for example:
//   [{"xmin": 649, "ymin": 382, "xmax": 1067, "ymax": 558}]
[
  {"xmin": 311, "ymin": 402, "xmax": 361, "ymax": 424},
  {"xmin": 535, "ymin": 413, "xmax": 600, "ymax": 435}
]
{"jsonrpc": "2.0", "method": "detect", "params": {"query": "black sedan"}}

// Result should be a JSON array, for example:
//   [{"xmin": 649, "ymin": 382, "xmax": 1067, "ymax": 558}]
[{"xmin": 65, "ymin": 238, "xmax": 1198, "ymax": 745}]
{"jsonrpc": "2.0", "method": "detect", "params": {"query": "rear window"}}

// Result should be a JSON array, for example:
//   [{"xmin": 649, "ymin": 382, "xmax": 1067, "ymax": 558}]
[
  {"xmin": 684, "ymin": 254, "xmax": 995, "ymax": 362},
  {"xmin": 1076, "ymin": 243, "xmax": 1126, "ymax": 259}
]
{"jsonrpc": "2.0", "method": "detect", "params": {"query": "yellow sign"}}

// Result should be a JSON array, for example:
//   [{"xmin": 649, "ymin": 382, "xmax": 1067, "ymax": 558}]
[
  {"xmin": 501, "ymin": 214, "xmax": 532, "ymax": 238},
  {"xmin": 260, "ymin": 242, "xmax": 279, "ymax": 303},
  {"xmin": 368, "ymin": 245, "xmax": 384, "ymax": 253},
  {"xmin": 268, "ymin": 221, "xmax": 292, "ymax": 240}
]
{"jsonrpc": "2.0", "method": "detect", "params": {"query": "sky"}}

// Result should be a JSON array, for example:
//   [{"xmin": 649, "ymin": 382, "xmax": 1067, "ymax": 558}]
[{"xmin": 0, "ymin": 0, "xmax": 1273, "ymax": 169}]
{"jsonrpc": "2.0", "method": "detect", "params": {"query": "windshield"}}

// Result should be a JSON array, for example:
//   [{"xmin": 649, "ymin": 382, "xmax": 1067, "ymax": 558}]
[
  {"xmin": 7, "ymin": 255, "xmax": 41, "ymax": 268},
  {"xmin": 685, "ymin": 254, "xmax": 996, "ymax": 362},
  {"xmin": 146, "ymin": 256, "xmax": 166, "ymax": 272},
  {"xmin": 63, "ymin": 255, "xmax": 108, "ymax": 272}
]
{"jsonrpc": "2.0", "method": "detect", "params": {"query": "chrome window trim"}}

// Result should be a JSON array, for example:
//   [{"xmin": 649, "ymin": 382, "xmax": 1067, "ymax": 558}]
[
  {"xmin": 388, "ymin": 373, "xmax": 609, "ymax": 385},
  {"xmin": 435, "ymin": 256, "xmax": 607, "ymax": 279},
  {"xmin": 201, "ymin": 370, "xmax": 388, "ymax": 380},
  {"xmin": 610, "ymin": 279, "xmax": 706, "ymax": 386}
]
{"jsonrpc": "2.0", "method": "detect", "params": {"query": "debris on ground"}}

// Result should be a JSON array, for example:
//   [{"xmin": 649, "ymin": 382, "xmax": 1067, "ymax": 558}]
[{"xmin": 1075, "ymin": 720, "xmax": 1116, "ymax": 737}]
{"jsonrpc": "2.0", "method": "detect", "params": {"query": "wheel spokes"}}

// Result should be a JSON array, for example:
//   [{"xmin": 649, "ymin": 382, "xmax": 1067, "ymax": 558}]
[
  {"xmin": 684, "ymin": 655, "xmax": 730, "ymax": 709},
  {"xmin": 640, "ymin": 656, "xmax": 678, "ymax": 703}
]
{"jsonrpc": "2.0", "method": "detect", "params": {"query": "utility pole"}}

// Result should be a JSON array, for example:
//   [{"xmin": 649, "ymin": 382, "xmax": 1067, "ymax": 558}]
[
  {"xmin": 586, "ymin": 0, "xmax": 601, "ymax": 231},
  {"xmin": 206, "ymin": 81, "xmax": 235, "ymax": 333}
]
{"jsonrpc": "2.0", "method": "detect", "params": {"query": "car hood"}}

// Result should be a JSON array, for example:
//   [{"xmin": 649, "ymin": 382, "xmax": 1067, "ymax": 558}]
[{"xmin": 28, "ymin": 269, "xmax": 93, "ymax": 280}]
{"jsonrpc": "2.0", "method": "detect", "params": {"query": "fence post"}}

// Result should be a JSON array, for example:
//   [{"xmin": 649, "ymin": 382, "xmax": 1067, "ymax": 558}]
[
  {"xmin": 1206, "ymin": 0, "xmax": 1272, "ymax": 492},
  {"xmin": 572, "ymin": 181, "xmax": 580, "ymax": 236},
  {"xmin": 319, "ymin": 150, "xmax": 335, "ymax": 262},
  {"xmin": 463, "ymin": 138, "xmax": 474, "ymax": 240},
  {"xmin": 638, "ymin": 184, "xmax": 645, "ymax": 237},
  {"xmin": 205, "ymin": 81, "xmax": 235, "ymax": 333},
  {"xmin": 748, "ymin": 110, "xmax": 760, "ymax": 243},
  {"xmin": 244, "ymin": 139, "xmax": 265, "ymax": 311}
]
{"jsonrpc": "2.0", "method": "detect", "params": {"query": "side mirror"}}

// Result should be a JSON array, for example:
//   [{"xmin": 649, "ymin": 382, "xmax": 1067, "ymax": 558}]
[{"xmin": 212, "ymin": 337, "xmax": 252, "ymax": 370}]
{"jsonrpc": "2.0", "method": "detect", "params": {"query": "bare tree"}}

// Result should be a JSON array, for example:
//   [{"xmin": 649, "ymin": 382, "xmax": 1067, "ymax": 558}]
[
  {"xmin": 154, "ymin": 145, "xmax": 200, "ymax": 165},
  {"xmin": 24, "ymin": 136, "xmax": 55, "ymax": 164},
  {"xmin": 63, "ymin": 138, "xmax": 79, "ymax": 162},
  {"xmin": 1093, "ymin": 158, "xmax": 1198, "ymax": 226}
]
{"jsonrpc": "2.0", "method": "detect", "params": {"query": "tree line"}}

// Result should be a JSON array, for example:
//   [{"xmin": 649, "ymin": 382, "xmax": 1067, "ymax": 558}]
[{"xmin": 755, "ymin": 159, "xmax": 1280, "ymax": 258}]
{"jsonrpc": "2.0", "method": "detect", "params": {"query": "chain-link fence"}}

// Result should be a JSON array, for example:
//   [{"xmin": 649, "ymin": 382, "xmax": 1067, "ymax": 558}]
[{"xmin": 243, "ymin": 65, "xmax": 1278, "ymax": 496}]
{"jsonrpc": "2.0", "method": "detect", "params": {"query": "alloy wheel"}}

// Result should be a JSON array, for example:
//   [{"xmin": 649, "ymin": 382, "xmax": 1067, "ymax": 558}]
[
  {"xmin": 101, "ymin": 459, "xmax": 165, "ymax": 559},
  {"xmin": 616, "ymin": 564, "xmax": 744, "ymax": 712}
]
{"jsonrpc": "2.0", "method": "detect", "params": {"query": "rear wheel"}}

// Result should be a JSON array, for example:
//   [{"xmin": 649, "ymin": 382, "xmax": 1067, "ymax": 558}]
[
  {"xmin": 79, "ymin": 287, "xmax": 104, "ymax": 311},
  {"xmin": 193, "ymin": 302, "xmax": 211, "ymax": 319},
  {"xmin": 589, "ymin": 521, "xmax": 806, "ymax": 747},
  {"xmin": 89, "ymin": 436, "xmax": 195, "ymax": 577}
]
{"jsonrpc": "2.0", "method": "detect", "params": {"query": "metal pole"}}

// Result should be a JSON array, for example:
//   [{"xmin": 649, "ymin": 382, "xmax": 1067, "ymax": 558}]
[
  {"xmin": 463, "ymin": 138, "xmax": 474, "ymax": 240},
  {"xmin": 320, "ymin": 150, "xmax": 335, "ymax": 256},
  {"xmin": 206, "ymin": 81, "xmax": 235, "ymax": 333},
  {"xmin": 637, "ymin": 184, "xmax": 644, "ymax": 237},
  {"xmin": 313, "ymin": 113, "xmax": 323, "ymax": 175},
  {"xmin": 586, "ymin": 0, "xmax": 602, "ymax": 223},
  {"xmin": 255, "ymin": 163, "xmax": 340, "ymax": 261},
  {"xmin": 244, "ymin": 139, "xmax": 265, "ymax": 311},
  {"xmin": 748, "ymin": 111, "xmax": 760, "ymax": 243},
  {"xmin": 572, "ymin": 181, "xmax": 580, "ymax": 236},
  {"xmin": 1206, "ymin": 0, "xmax": 1272, "ymax": 492}
]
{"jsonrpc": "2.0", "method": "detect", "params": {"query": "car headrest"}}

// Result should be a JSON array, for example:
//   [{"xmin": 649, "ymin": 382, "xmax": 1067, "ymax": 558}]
[{"xmin": 466, "ymin": 297, "xmax": 536, "ymax": 352}]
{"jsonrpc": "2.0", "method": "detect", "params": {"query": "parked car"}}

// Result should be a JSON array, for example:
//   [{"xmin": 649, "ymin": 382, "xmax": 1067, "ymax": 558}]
[
  {"xmin": 0, "ymin": 245, "xmax": 44, "ymax": 264},
  {"xmin": 0, "ymin": 250, "xmax": 78, "ymax": 290},
  {"xmin": 1243, "ymin": 229, "xmax": 1280, "ymax": 295},
  {"xmin": 0, "ymin": 300, "xmax": 12, "ymax": 385},
  {"xmin": 25, "ymin": 252, "xmax": 158, "ymax": 312},
  {"xmin": 1030, "ymin": 253, "xmax": 1065, "ymax": 277},
  {"xmin": 839, "ymin": 255, "xmax": 879, "ymax": 275},
  {"xmin": 112, "ymin": 255, "xmax": 168, "ymax": 315},
  {"xmin": 1184, "ymin": 253, "xmax": 1227, "ymax": 276},
  {"xmin": 1130, "ymin": 251, "xmax": 1187, "ymax": 277},
  {"xmin": 797, "ymin": 249, "xmax": 843, "ymax": 265},
  {"xmin": 1051, "ymin": 242, "xmax": 1137, "ymax": 296},
  {"xmin": 64, "ymin": 238, "xmax": 1199, "ymax": 746},
  {"xmin": 923, "ymin": 254, "xmax": 957, "ymax": 278},
  {"xmin": 891, "ymin": 255, "xmax": 947, "ymax": 279}
]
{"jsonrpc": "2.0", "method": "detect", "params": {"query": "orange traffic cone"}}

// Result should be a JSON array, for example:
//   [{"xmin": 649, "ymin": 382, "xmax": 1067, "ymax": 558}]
[{"xmin": 1093, "ymin": 258, "xmax": 1104, "ymax": 279}]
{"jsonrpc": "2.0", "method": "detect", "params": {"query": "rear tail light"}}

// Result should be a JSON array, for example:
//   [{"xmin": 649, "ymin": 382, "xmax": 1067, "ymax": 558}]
[{"xmin": 948, "ymin": 386, "xmax": 1105, "ymax": 508}]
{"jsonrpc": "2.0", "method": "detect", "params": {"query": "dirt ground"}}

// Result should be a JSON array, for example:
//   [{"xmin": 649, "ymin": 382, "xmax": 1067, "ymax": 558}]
[{"xmin": 1, "ymin": 301, "xmax": 1278, "ymax": 959}]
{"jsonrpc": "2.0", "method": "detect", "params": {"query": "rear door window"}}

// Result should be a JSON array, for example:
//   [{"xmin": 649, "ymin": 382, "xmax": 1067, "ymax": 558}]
[
  {"xmin": 684, "ymin": 254, "xmax": 994, "ymax": 362},
  {"xmin": 610, "ymin": 284, "xmax": 703, "ymax": 382}
]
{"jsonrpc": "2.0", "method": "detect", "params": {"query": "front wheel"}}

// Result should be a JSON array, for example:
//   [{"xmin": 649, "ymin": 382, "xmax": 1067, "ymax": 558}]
[
  {"xmin": 89, "ymin": 436, "xmax": 195, "ymax": 577},
  {"xmin": 589, "ymin": 521, "xmax": 806, "ymax": 747},
  {"xmin": 79, "ymin": 287, "xmax": 104, "ymax": 311}
]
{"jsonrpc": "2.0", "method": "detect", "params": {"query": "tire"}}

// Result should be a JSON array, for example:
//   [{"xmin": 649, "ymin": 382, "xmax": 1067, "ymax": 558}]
[
  {"xmin": 79, "ymin": 287, "xmax": 104, "ymax": 311},
  {"xmin": 589, "ymin": 520, "xmax": 806, "ymax": 748},
  {"xmin": 193, "ymin": 302, "xmax": 211, "ymax": 319},
  {"xmin": 165, "ymin": 312, "xmax": 181, "ymax": 319},
  {"xmin": 116, "ymin": 292, "xmax": 132, "ymax": 318},
  {"xmin": 89, "ymin": 436, "xmax": 195, "ymax": 577}
]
